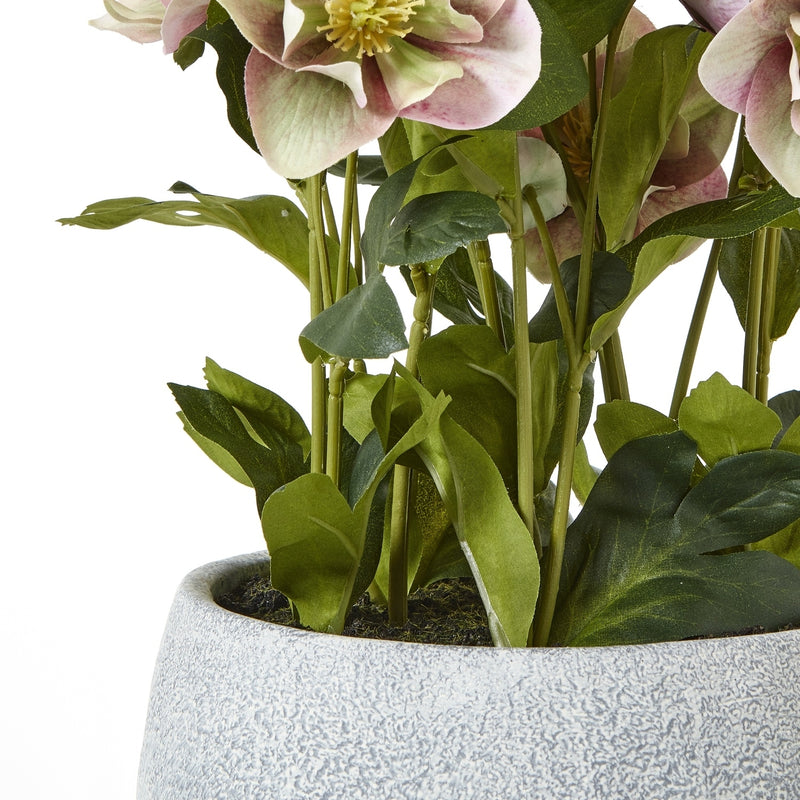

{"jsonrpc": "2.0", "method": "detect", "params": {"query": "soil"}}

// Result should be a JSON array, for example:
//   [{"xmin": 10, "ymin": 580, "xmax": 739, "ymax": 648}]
[
  {"xmin": 217, "ymin": 575, "xmax": 800, "ymax": 646},
  {"xmin": 216, "ymin": 575, "xmax": 493, "ymax": 646}
]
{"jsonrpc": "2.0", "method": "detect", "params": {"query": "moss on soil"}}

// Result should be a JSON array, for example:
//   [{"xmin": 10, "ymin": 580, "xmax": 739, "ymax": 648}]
[{"xmin": 217, "ymin": 575, "xmax": 493, "ymax": 646}]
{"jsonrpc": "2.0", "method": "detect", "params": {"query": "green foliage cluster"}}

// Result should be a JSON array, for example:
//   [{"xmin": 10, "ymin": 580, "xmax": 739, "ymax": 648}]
[{"xmin": 62, "ymin": 1, "xmax": 800, "ymax": 647}]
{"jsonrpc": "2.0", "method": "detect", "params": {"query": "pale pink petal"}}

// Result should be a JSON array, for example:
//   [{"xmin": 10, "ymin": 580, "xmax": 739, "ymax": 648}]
[
  {"xmin": 449, "ymin": 0, "xmax": 505, "ymax": 28},
  {"xmin": 376, "ymin": 39, "xmax": 463, "ymax": 109},
  {"xmin": 245, "ymin": 50, "xmax": 396, "ymax": 177},
  {"xmin": 161, "ymin": 0, "xmax": 210, "ymax": 53},
  {"xmin": 524, "ymin": 209, "xmax": 582, "ymax": 283},
  {"xmin": 90, "ymin": 0, "xmax": 166, "ymax": 43},
  {"xmin": 401, "ymin": 0, "xmax": 541, "ymax": 127},
  {"xmin": 218, "ymin": 0, "xmax": 286, "ymax": 54},
  {"xmin": 680, "ymin": 1, "xmax": 748, "ymax": 32},
  {"xmin": 282, "ymin": 0, "xmax": 328, "ymax": 60},
  {"xmin": 636, "ymin": 167, "xmax": 729, "ymax": 234},
  {"xmin": 298, "ymin": 52, "xmax": 368, "ymax": 108},
  {"xmin": 751, "ymin": 0, "xmax": 800, "ymax": 32},
  {"xmin": 698, "ymin": 4, "xmax": 782, "ymax": 114},
  {"xmin": 412, "ymin": 0, "xmax": 483, "ymax": 43},
  {"xmin": 745, "ymin": 41, "xmax": 800, "ymax": 196}
]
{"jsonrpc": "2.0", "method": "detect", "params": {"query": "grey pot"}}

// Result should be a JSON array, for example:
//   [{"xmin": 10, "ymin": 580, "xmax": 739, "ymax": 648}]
[{"xmin": 138, "ymin": 552, "xmax": 800, "ymax": 800}]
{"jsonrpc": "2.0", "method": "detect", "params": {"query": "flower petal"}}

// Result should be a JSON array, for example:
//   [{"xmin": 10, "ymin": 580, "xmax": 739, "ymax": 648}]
[
  {"xmin": 90, "ymin": 0, "xmax": 166, "ymax": 43},
  {"xmin": 698, "ymin": 4, "xmax": 781, "ymax": 114},
  {"xmin": 679, "ymin": 1, "xmax": 748, "ymax": 32},
  {"xmin": 245, "ymin": 50, "xmax": 396, "ymax": 177},
  {"xmin": 161, "ymin": 0, "xmax": 210, "ymax": 53},
  {"xmin": 523, "ymin": 208, "xmax": 582, "ymax": 283},
  {"xmin": 376, "ymin": 39, "xmax": 463, "ymax": 109},
  {"xmin": 751, "ymin": 0, "xmax": 800, "ymax": 32},
  {"xmin": 218, "ymin": 0, "xmax": 287, "ymax": 55},
  {"xmin": 298, "ymin": 49, "xmax": 368, "ymax": 108},
  {"xmin": 518, "ymin": 136, "xmax": 568, "ymax": 225},
  {"xmin": 401, "ymin": 0, "xmax": 541, "ymax": 128},
  {"xmin": 412, "ymin": 0, "xmax": 483, "ymax": 44},
  {"xmin": 745, "ymin": 41, "xmax": 800, "ymax": 196}
]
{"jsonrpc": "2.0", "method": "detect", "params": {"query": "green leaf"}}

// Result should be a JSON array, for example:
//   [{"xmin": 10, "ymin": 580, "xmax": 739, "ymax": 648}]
[
  {"xmin": 298, "ymin": 273, "xmax": 409, "ymax": 362},
  {"xmin": 361, "ymin": 137, "xmax": 470, "ymax": 272},
  {"xmin": 60, "ymin": 187, "xmax": 322, "ymax": 288},
  {"xmin": 491, "ymin": 0, "xmax": 588, "ymax": 130},
  {"xmin": 176, "ymin": 411, "xmax": 252, "ymax": 486},
  {"xmin": 595, "ymin": 400, "xmax": 678, "ymax": 460},
  {"xmin": 598, "ymin": 26, "xmax": 710, "ymax": 249},
  {"xmin": 379, "ymin": 191, "xmax": 505, "ymax": 266},
  {"xmin": 203, "ymin": 358, "xmax": 311, "ymax": 458},
  {"xmin": 589, "ymin": 185, "xmax": 800, "ymax": 350},
  {"xmin": 753, "ymin": 520, "xmax": 800, "ymax": 571},
  {"xmin": 261, "ymin": 385, "xmax": 451, "ymax": 633},
  {"xmin": 327, "ymin": 155, "xmax": 388, "ymax": 186},
  {"xmin": 678, "ymin": 373, "xmax": 782, "ymax": 467},
  {"xmin": 182, "ymin": 18, "xmax": 258, "ymax": 152},
  {"xmin": 718, "ymin": 228, "xmax": 800, "ymax": 339},
  {"xmin": 545, "ymin": 0, "xmax": 634, "ymax": 53},
  {"xmin": 552, "ymin": 432, "xmax": 800, "ymax": 646},
  {"xmin": 169, "ymin": 384, "xmax": 306, "ymax": 513},
  {"xmin": 529, "ymin": 251, "xmax": 632, "ymax": 343}
]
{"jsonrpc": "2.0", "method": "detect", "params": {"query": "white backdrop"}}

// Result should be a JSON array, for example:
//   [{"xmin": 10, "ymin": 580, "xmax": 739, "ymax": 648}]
[{"xmin": 4, "ymin": 2, "xmax": 798, "ymax": 797}]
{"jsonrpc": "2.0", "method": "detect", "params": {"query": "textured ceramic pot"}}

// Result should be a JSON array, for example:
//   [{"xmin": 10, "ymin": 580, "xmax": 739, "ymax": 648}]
[{"xmin": 138, "ymin": 552, "xmax": 800, "ymax": 800}]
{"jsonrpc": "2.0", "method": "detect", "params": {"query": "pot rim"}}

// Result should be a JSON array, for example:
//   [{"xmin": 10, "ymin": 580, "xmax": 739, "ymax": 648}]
[{"xmin": 182, "ymin": 550, "xmax": 800, "ymax": 655}]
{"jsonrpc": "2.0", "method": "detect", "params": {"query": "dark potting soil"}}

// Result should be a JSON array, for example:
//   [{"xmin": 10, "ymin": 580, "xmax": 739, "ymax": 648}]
[{"xmin": 216, "ymin": 575, "xmax": 494, "ymax": 646}]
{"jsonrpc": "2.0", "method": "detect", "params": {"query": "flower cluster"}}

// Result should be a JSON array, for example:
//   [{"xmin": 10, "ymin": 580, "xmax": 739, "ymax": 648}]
[{"xmin": 93, "ymin": 0, "xmax": 542, "ymax": 177}]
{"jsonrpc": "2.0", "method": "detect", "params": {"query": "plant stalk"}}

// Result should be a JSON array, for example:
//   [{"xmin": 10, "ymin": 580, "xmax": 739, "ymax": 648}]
[
  {"xmin": 335, "ymin": 152, "xmax": 358, "ymax": 302},
  {"xmin": 467, "ymin": 239, "xmax": 506, "ymax": 348},
  {"xmin": 742, "ymin": 227, "xmax": 767, "ymax": 396},
  {"xmin": 510, "ymin": 138, "xmax": 538, "ymax": 551},
  {"xmin": 756, "ymin": 226, "xmax": 781, "ymax": 403},
  {"xmin": 388, "ymin": 264, "xmax": 436, "ymax": 625}
]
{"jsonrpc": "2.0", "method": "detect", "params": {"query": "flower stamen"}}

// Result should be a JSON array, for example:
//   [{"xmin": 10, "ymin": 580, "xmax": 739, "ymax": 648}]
[{"xmin": 318, "ymin": 0, "xmax": 425, "ymax": 59}]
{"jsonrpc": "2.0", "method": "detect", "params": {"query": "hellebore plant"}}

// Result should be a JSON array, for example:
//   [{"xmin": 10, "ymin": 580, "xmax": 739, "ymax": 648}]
[{"xmin": 65, "ymin": 0, "xmax": 800, "ymax": 648}]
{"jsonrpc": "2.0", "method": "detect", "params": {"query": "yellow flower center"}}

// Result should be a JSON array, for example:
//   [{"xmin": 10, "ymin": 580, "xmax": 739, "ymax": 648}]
[
  {"xmin": 318, "ymin": 0, "xmax": 425, "ymax": 59},
  {"xmin": 557, "ymin": 101, "xmax": 593, "ymax": 182}
]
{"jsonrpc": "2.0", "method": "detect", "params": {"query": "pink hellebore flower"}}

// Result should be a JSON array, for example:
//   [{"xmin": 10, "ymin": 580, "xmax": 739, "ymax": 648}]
[
  {"xmin": 216, "ymin": 0, "xmax": 543, "ymax": 177},
  {"xmin": 522, "ymin": 8, "xmax": 733, "ymax": 282},
  {"xmin": 699, "ymin": 0, "xmax": 800, "ymax": 197},
  {"xmin": 679, "ymin": 0, "xmax": 748, "ymax": 33},
  {"xmin": 90, "ymin": 0, "xmax": 168, "ymax": 42},
  {"xmin": 91, "ymin": 1, "xmax": 210, "ymax": 51}
]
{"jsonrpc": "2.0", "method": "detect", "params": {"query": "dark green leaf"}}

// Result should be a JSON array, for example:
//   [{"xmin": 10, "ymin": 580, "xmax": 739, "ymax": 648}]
[
  {"xmin": 552, "ymin": 432, "xmax": 800, "ymax": 646},
  {"xmin": 590, "ymin": 185, "xmax": 800, "ymax": 350},
  {"xmin": 529, "ymin": 251, "xmax": 632, "ymax": 342},
  {"xmin": 327, "ymin": 155, "xmax": 388, "ymax": 186},
  {"xmin": 770, "ymin": 390, "xmax": 800, "ymax": 446},
  {"xmin": 299, "ymin": 273, "xmax": 409, "ymax": 362},
  {"xmin": 380, "ymin": 191, "xmax": 505, "ymax": 266},
  {"xmin": 173, "ymin": 36, "xmax": 205, "ymax": 70},
  {"xmin": 169, "ymin": 384, "xmax": 306, "ymax": 513},
  {"xmin": 490, "ymin": 0, "xmax": 588, "ymax": 130},
  {"xmin": 183, "ymin": 19, "xmax": 258, "ymax": 152},
  {"xmin": 718, "ymin": 228, "xmax": 800, "ymax": 339},
  {"xmin": 545, "ymin": 0, "xmax": 635, "ymax": 53}
]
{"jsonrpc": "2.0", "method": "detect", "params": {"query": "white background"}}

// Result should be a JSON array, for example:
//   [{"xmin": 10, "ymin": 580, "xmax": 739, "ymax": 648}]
[{"xmin": 3, "ymin": 2, "xmax": 798, "ymax": 797}]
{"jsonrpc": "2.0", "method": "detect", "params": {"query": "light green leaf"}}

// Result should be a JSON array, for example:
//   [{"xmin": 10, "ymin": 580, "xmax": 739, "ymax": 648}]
[
  {"xmin": 678, "ymin": 373, "xmax": 782, "ymax": 467},
  {"xmin": 598, "ymin": 26, "xmax": 710, "ymax": 249},
  {"xmin": 299, "ymin": 273, "xmax": 409, "ymax": 362},
  {"xmin": 595, "ymin": 400, "xmax": 678, "ymax": 460}
]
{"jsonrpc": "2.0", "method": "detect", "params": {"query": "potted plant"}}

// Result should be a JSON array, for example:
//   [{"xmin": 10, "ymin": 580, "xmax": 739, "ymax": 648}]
[{"xmin": 62, "ymin": 0, "xmax": 800, "ymax": 796}]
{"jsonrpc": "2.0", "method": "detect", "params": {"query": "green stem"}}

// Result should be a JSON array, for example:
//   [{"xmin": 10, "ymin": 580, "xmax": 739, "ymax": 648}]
[
  {"xmin": 756, "ymin": 227, "xmax": 781, "ymax": 404},
  {"xmin": 467, "ymin": 239, "xmax": 506, "ymax": 348},
  {"xmin": 532, "ymin": 7, "xmax": 630, "ymax": 647},
  {"xmin": 336, "ymin": 151, "xmax": 358, "ymax": 302},
  {"xmin": 388, "ymin": 264, "xmax": 436, "ymax": 626},
  {"xmin": 321, "ymin": 174, "xmax": 339, "ymax": 246},
  {"xmin": 598, "ymin": 331, "xmax": 630, "ymax": 402},
  {"xmin": 669, "ymin": 239, "xmax": 724, "ymax": 419},
  {"xmin": 325, "ymin": 359, "xmax": 348, "ymax": 486},
  {"xmin": 742, "ymin": 227, "xmax": 767, "ymax": 396},
  {"xmin": 510, "ymin": 138, "xmax": 538, "ymax": 552},
  {"xmin": 307, "ymin": 211, "xmax": 326, "ymax": 475},
  {"xmin": 307, "ymin": 173, "xmax": 333, "ymax": 310}
]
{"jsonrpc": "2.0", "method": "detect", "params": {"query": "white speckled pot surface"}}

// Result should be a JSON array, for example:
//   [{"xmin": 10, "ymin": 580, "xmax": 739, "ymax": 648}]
[{"xmin": 138, "ymin": 552, "xmax": 800, "ymax": 800}]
